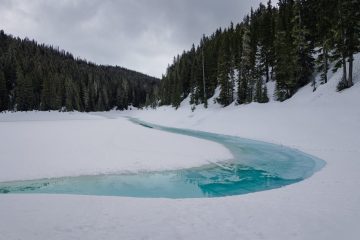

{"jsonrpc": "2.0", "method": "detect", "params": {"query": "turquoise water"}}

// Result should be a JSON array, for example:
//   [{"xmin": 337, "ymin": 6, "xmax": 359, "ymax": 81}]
[{"xmin": 0, "ymin": 118, "xmax": 325, "ymax": 198}]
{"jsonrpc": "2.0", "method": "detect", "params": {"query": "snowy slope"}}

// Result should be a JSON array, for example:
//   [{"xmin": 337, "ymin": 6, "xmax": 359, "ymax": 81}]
[
  {"xmin": 132, "ymin": 54, "xmax": 360, "ymax": 153},
  {"xmin": 0, "ymin": 54, "xmax": 359, "ymax": 240}
]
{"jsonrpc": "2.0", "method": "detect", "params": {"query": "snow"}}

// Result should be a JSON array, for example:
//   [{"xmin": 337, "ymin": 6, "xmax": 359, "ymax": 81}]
[
  {"xmin": 0, "ymin": 54, "xmax": 360, "ymax": 240},
  {"xmin": 0, "ymin": 111, "xmax": 232, "ymax": 182},
  {"xmin": 266, "ymin": 79, "xmax": 276, "ymax": 101}
]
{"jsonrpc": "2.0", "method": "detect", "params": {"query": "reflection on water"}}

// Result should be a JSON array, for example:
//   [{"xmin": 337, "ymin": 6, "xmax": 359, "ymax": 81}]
[{"xmin": 0, "ymin": 118, "xmax": 325, "ymax": 198}]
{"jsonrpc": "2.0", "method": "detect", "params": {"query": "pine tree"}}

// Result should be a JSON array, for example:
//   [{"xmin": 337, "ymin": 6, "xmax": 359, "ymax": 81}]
[
  {"xmin": 229, "ymin": 53, "xmax": 236, "ymax": 104},
  {"xmin": 238, "ymin": 24, "xmax": 252, "ymax": 104},
  {"xmin": 190, "ymin": 47, "xmax": 202, "ymax": 105},
  {"xmin": 262, "ymin": 84, "xmax": 270, "ymax": 103},
  {"xmin": 82, "ymin": 84, "xmax": 90, "ymax": 111},
  {"xmin": 342, "ymin": 0, "xmax": 360, "ymax": 87},
  {"xmin": 274, "ymin": 0, "xmax": 297, "ymax": 101},
  {"xmin": 65, "ymin": 76, "xmax": 74, "ymax": 111},
  {"xmin": 332, "ymin": 0, "xmax": 360, "ymax": 90},
  {"xmin": 15, "ymin": 67, "xmax": 33, "ymax": 111},
  {"xmin": 292, "ymin": 0, "xmax": 315, "ymax": 90},
  {"xmin": 314, "ymin": 0, "xmax": 336, "ymax": 85},
  {"xmin": 254, "ymin": 44, "xmax": 268, "ymax": 102},
  {"xmin": 116, "ymin": 80, "xmax": 129, "ymax": 110},
  {"xmin": 41, "ymin": 74, "xmax": 51, "ymax": 110},
  {"xmin": 0, "ymin": 69, "xmax": 8, "ymax": 111},
  {"xmin": 201, "ymin": 37, "xmax": 208, "ymax": 108},
  {"xmin": 274, "ymin": 30, "xmax": 295, "ymax": 101},
  {"xmin": 217, "ymin": 33, "xmax": 233, "ymax": 106},
  {"xmin": 53, "ymin": 73, "xmax": 64, "ymax": 110},
  {"xmin": 170, "ymin": 56, "xmax": 183, "ymax": 108},
  {"xmin": 258, "ymin": 0, "xmax": 276, "ymax": 82},
  {"xmin": 315, "ymin": 43, "xmax": 330, "ymax": 85}
]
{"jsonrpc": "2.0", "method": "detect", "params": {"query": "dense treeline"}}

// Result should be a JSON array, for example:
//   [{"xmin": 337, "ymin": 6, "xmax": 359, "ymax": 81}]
[
  {"xmin": 0, "ymin": 30, "xmax": 159, "ymax": 112},
  {"xmin": 159, "ymin": 0, "xmax": 360, "ymax": 108}
]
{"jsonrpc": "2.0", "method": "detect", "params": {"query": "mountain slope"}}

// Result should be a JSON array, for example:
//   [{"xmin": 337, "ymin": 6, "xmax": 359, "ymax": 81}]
[
  {"xmin": 157, "ymin": 0, "xmax": 359, "ymax": 108},
  {"xmin": 0, "ymin": 30, "xmax": 159, "ymax": 112}
]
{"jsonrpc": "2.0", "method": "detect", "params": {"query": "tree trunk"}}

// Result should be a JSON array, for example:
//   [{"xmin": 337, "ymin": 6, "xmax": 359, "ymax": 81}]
[
  {"xmin": 312, "ymin": 77, "xmax": 316, "ymax": 92},
  {"xmin": 348, "ymin": 54, "xmax": 353, "ymax": 87},
  {"xmin": 265, "ymin": 63, "xmax": 270, "ymax": 82},
  {"xmin": 342, "ymin": 54, "xmax": 347, "ymax": 85},
  {"xmin": 202, "ymin": 47, "xmax": 207, "ymax": 108},
  {"xmin": 324, "ymin": 48, "xmax": 328, "ymax": 84},
  {"xmin": 338, "ymin": 0, "xmax": 347, "ymax": 86}
]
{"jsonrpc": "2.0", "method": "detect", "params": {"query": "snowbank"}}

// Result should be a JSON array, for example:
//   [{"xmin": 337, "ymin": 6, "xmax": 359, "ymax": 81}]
[{"xmin": 0, "ymin": 111, "xmax": 232, "ymax": 182}]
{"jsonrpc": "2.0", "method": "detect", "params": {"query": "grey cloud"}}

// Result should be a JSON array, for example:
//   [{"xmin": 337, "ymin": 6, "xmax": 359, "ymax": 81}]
[{"xmin": 0, "ymin": 0, "xmax": 265, "ymax": 77}]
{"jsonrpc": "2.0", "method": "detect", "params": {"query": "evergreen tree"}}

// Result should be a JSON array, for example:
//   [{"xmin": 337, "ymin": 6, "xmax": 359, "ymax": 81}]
[
  {"xmin": 274, "ymin": 31, "xmax": 295, "ymax": 101},
  {"xmin": 190, "ymin": 47, "xmax": 202, "ymax": 105},
  {"xmin": 41, "ymin": 74, "xmax": 51, "ymax": 110},
  {"xmin": 262, "ymin": 84, "xmax": 270, "ymax": 103},
  {"xmin": 171, "ymin": 56, "xmax": 183, "ymax": 108},
  {"xmin": 255, "ymin": 3, "xmax": 273, "ymax": 83},
  {"xmin": 15, "ymin": 67, "xmax": 33, "ymax": 111},
  {"xmin": 332, "ymin": 0, "xmax": 360, "ymax": 90},
  {"xmin": 65, "ymin": 76, "xmax": 75, "ymax": 111},
  {"xmin": 254, "ymin": 45, "xmax": 265, "ymax": 103},
  {"xmin": 292, "ymin": 0, "xmax": 315, "ymax": 90},
  {"xmin": 82, "ymin": 83, "xmax": 90, "ymax": 112},
  {"xmin": 314, "ymin": 0, "xmax": 336, "ymax": 85},
  {"xmin": 217, "ymin": 33, "xmax": 233, "ymax": 106},
  {"xmin": 200, "ymin": 36, "xmax": 208, "ymax": 108},
  {"xmin": 0, "ymin": 69, "xmax": 8, "ymax": 111},
  {"xmin": 238, "ymin": 23, "xmax": 252, "ymax": 104},
  {"xmin": 342, "ymin": 0, "xmax": 360, "ymax": 87}
]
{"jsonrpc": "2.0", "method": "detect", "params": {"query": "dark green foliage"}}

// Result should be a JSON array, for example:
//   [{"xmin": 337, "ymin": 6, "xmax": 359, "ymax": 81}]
[
  {"xmin": 291, "ymin": 0, "xmax": 315, "ymax": 89},
  {"xmin": 15, "ymin": 67, "xmax": 34, "ymax": 111},
  {"xmin": 0, "ymin": 69, "xmax": 8, "ymax": 111},
  {"xmin": 337, "ymin": 79, "xmax": 351, "ymax": 92},
  {"xmin": 274, "ymin": 30, "xmax": 295, "ymax": 101},
  {"xmin": 238, "ymin": 23, "xmax": 253, "ymax": 104},
  {"xmin": 158, "ymin": 0, "xmax": 359, "ymax": 108},
  {"xmin": 331, "ymin": 0, "xmax": 360, "ymax": 88},
  {"xmin": 0, "ymin": 30, "xmax": 159, "ymax": 112},
  {"xmin": 274, "ymin": 0, "xmax": 316, "ymax": 101},
  {"xmin": 313, "ymin": 0, "xmax": 337, "ymax": 85},
  {"xmin": 262, "ymin": 85, "xmax": 270, "ymax": 103},
  {"xmin": 217, "ymin": 32, "xmax": 234, "ymax": 106}
]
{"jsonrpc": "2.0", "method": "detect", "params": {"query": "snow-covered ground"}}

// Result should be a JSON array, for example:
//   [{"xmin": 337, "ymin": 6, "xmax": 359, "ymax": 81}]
[
  {"xmin": 0, "ymin": 55, "xmax": 360, "ymax": 240},
  {"xmin": 0, "ymin": 111, "xmax": 231, "ymax": 182}
]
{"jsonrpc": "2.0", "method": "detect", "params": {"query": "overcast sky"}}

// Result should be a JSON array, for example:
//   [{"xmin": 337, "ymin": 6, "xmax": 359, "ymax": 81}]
[{"xmin": 0, "ymin": 0, "xmax": 267, "ymax": 78}]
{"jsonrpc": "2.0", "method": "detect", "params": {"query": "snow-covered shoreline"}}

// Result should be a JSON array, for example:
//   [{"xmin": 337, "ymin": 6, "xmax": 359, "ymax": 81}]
[{"xmin": 0, "ymin": 111, "xmax": 232, "ymax": 182}]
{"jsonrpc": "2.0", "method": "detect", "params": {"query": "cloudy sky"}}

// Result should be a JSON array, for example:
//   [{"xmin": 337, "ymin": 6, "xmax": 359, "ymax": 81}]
[{"xmin": 0, "ymin": 0, "xmax": 266, "ymax": 78}]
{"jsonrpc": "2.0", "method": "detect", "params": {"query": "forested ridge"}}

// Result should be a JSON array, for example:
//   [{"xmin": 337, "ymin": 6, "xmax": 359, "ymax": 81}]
[
  {"xmin": 159, "ymin": 0, "xmax": 360, "ymax": 108},
  {"xmin": 0, "ymin": 30, "xmax": 159, "ymax": 112}
]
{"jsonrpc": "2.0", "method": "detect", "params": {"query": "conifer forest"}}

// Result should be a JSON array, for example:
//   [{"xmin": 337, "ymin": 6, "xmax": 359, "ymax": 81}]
[
  {"xmin": 0, "ymin": 31, "xmax": 159, "ymax": 112},
  {"xmin": 159, "ymin": 0, "xmax": 360, "ymax": 108}
]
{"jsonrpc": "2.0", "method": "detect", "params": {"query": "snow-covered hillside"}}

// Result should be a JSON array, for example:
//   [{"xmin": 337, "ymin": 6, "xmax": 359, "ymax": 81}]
[
  {"xmin": 133, "ymin": 53, "xmax": 360, "ymax": 153},
  {"xmin": 0, "ymin": 54, "xmax": 359, "ymax": 240}
]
